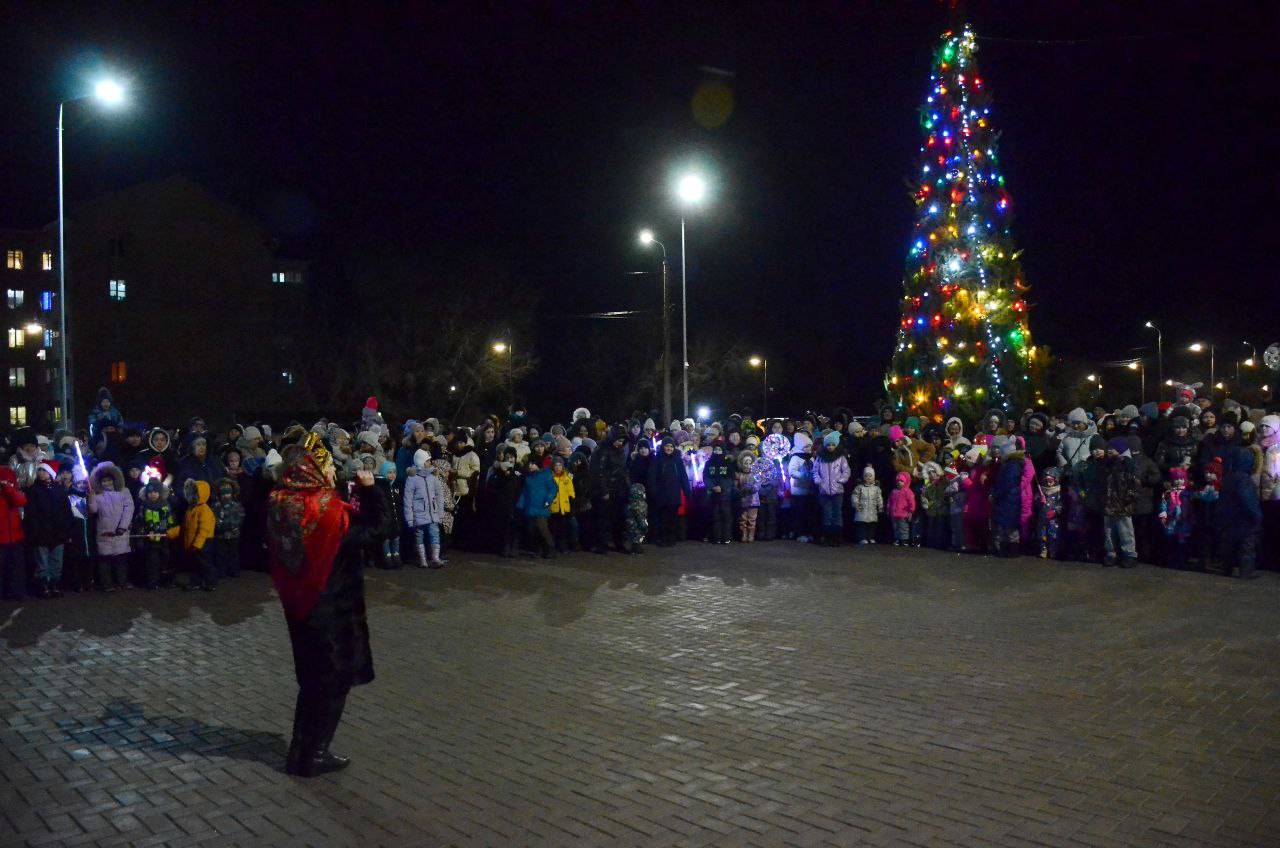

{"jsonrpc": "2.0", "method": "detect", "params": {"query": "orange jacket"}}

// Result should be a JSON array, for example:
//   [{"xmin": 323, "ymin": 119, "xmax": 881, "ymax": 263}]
[{"xmin": 182, "ymin": 480, "xmax": 215, "ymax": 551}]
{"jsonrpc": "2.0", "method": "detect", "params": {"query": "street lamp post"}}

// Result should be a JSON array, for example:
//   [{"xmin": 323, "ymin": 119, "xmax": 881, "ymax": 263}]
[
  {"xmin": 1189, "ymin": 342, "xmax": 1215, "ymax": 391},
  {"xmin": 749, "ymin": 356, "xmax": 768, "ymax": 418},
  {"xmin": 1126, "ymin": 359, "xmax": 1145, "ymax": 403},
  {"xmin": 676, "ymin": 173, "xmax": 706, "ymax": 420},
  {"xmin": 58, "ymin": 79, "xmax": 126, "ymax": 429},
  {"xmin": 639, "ymin": 230, "xmax": 672, "ymax": 427},
  {"xmin": 1144, "ymin": 321, "xmax": 1162, "ymax": 400},
  {"xmin": 1237, "ymin": 341, "xmax": 1257, "ymax": 387},
  {"xmin": 492, "ymin": 341, "xmax": 513, "ymax": 409}
]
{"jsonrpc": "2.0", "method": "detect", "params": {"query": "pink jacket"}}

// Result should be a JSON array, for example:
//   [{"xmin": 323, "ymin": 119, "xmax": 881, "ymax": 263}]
[
  {"xmin": 887, "ymin": 486, "xmax": 917, "ymax": 521},
  {"xmin": 962, "ymin": 465, "xmax": 992, "ymax": 519}
]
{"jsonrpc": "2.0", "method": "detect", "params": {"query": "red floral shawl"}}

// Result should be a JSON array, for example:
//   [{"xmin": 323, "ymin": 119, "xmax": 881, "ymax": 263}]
[{"xmin": 268, "ymin": 453, "xmax": 352, "ymax": 620}]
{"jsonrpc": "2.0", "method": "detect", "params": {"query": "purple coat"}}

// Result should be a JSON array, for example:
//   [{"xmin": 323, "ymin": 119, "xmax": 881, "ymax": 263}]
[
  {"xmin": 812, "ymin": 453, "xmax": 851, "ymax": 496},
  {"xmin": 88, "ymin": 463, "xmax": 134, "ymax": 556}
]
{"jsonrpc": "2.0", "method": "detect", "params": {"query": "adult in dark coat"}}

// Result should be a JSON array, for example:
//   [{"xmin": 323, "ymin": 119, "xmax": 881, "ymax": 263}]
[
  {"xmin": 588, "ymin": 427, "xmax": 629, "ymax": 554},
  {"xmin": 1022, "ymin": 413, "xmax": 1058, "ymax": 473},
  {"xmin": 1127, "ymin": 435, "xmax": 1164, "ymax": 563},
  {"xmin": 647, "ymin": 437, "xmax": 691, "ymax": 547},
  {"xmin": 173, "ymin": 436, "xmax": 225, "ymax": 515},
  {"xmin": 1217, "ymin": 447, "xmax": 1262, "ymax": 579},
  {"xmin": 268, "ymin": 435, "xmax": 385, "ymax": 778}
]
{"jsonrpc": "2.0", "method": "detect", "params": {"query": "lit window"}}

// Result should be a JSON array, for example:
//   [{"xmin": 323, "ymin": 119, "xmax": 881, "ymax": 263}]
[
  {"xmin": 110, "ymin": 361, "xmax": 127, "ymax": 383},
  {"xmin": 49, "ymin": 405, "xmax": 62, "ymax": 423},
  {"xmin": 6, "ymin": 289, "xmax": 23, "ymax": 308},
  {"xmin": 9, "ymin": 406, "xmax": 27, "ymax": 426},
  {"xmin": 7, "ymin": 328, "xmax": 24, "ymax": 348},
  {"xmin": 43, "ymin": 329, "xmax": 54, "ymax": 349},
  {"xmin": 8, "ymin": 367, "xmax": 24, "ymax": 388},
  {"xmin": 6, "ymin": 250, "xmax": 22, "ymax": 270},
  {"xmin": 41, "ymin": 251, "xmax": 53, "ymax": 271},
  {"xmin": 281, "ymin": 370, "xmax": 295, "ymax": 385},
  {"xmin": 272, "ymin": 270, "xmax": 302, "ymax": 285},
  {"xmin": 109, "ymin": 279, "xmax": 127, "ymax": 301},
  {"xmin": 40, "ymin": 291, "xmax": 53, "ymax": 311}
]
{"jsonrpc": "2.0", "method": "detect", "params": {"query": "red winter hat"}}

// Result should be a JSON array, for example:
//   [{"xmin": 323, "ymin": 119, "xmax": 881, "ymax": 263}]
[{"xmin": 365, "ymin": 396, "xmax": 378, "ymax": 410}]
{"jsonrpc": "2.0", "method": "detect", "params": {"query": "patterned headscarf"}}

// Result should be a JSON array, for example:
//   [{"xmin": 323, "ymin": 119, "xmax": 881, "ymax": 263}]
[{"xmin": 267, "ymin": 441, "xmax": 351, "ymax": 620}]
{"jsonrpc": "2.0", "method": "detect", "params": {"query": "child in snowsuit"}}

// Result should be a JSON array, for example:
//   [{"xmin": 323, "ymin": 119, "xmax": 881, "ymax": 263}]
[
  {"xmin": 181, "ymin": 479, "xmax": 216, "ymax": 590},
  {"xmin": 887, "ymin": 471, "xmax": 917, "ymax": 546},
  {"xmin": 210, "ymin": 478, "xmax": 245, "ymax": 579},
  {"xmin": 376, "ymin": 461, "xmax": 402, "ymax": 567},
  {"xmin": 785, "ymin": 432, "xmax": 814, "ymax": 542},
  {"xmin": 624, "ymin": 483, "xmax": 649, "ymax": 554},
  {"xmin": 991, "ymin": 441, "xmax": 1028, "ymax": 558},
  {"xmin": 851, "ymin": 465, "xmax": 885, "ymax": 544},
  {"xmin": 1036, "ymin": 467, "xmax": 1063, "ymax": 560},
  {"xmin": 133, "ymin": 480, "xmax": 180, "ymax": 588},
  {"xmin": 735, "ymin": 452, "xmax": 760, "ymax": 542},
  {"xmin": 961, "ymin": 448, "xmax": 993, "ymax": 554},
  {"xmin": 1158, "ymin": 468, "xmax": 1194, "ymax": 570},
  {"xmin": 89, "ymin": 462, "xmax": 135, "ymax": 591}
]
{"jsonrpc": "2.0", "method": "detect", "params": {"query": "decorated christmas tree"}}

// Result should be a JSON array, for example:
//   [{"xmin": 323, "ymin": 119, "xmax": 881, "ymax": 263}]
[{"xmin": 886, "ymin": 25, "xmax": 1044, "ymax": 422}]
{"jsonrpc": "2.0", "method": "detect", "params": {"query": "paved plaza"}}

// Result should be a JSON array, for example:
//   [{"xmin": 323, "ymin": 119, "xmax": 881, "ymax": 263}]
[{"xmin": 2, "ymin": 543, "xmax": 1279, "ymax": 848}]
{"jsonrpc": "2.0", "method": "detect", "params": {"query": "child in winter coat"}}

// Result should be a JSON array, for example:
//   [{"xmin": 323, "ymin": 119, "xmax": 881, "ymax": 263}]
[
  {"xmin": 63, "ymin": 464, "xmax": 94, "ymax": 592},
  {"xmin": 0, "ymin": 466, "xmax": 28, "ymax": 600},
  {"xmin": 488, "ymin": 446, "xmax": 525, "ymax": 557},
  {"xmin": 919, "ymin": 462, "xmax": 949, "ymax": 549},
  {"xmin": 813, "ymin": 432, "xmax": 852, "ymax": 546},
  {"xmin": 549, "ymin": 455, "xmax": 576, "ymax": 553},
  {"xmin": 624, "ymin": 482, "xmax": 649, "ymax": 553},
  {"xmin": 133, "ymin": 480, "xmax": 180, "ymax": 588},
  {"xmin": 210, "ymin": 478, "xmax": 245, "ymax": 579},
  {"xmin": 852, "ymin": 465, "xmax": 885, "ymax": 544},
  {"xmin": 705, "ymin": 439, "xmax": 736, "ymax": 544},
  {"xmin": 181, "ymin": 479, "xmax": 216, "ymax": 590},
  {"xmin": 515, "ymin": 456, "xmax": 557, "ymax": 558},
  {"xmin": 1217, "ymin": 447, "xmax": 1262, "ymax": 579},
  {"xmin": 376, "ymin": 461, "xmax": 402, "ymax": 567},
  {"xmin": 991, "ymin": 441, "xmax": 1028, "ymax": 558},
  {"xmin": 785, "ymin": 432, "xmax": 814, "ymax": 542},
  {"xmin": 89, "ymin": 462, "xmax": 136, "ymax": 591},
  {"xmin": 403, "ymin": 449, "xmax": 448, "ymax": 567},
  {"xmin": 1036, "ymin": 467, "xmax": 1063, "ymax": 560},
  {"xmin": 944, "ymin": 461, "xmax": 968, "ymax": 551},
  {"xmin": 1102, "ymin": 438, "xmax": 1139, "ymax": 567},
  {"xmin": 961, "ymin": 446, "xmax": 994, "ymax": 554},
  {"xmin": 887, "ymin": 472, "xmax": 917, "ymax": 546},
  {"xmin": 1158, "ymin": 468, "xmax": 1194, "ymax": 570},
  {"xmin": 735, "ymin": 452, "xmax": 760, "ymax": 543},
  {"xmin": 756, "ymin": 457, "xmax": 781, "ymax": 542}
]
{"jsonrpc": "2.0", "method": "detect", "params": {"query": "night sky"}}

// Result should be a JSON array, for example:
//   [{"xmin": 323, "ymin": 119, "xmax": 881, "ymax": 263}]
[{"xmin": 4, "ymin": 1, "xmax": 1277, "ymax": 417}]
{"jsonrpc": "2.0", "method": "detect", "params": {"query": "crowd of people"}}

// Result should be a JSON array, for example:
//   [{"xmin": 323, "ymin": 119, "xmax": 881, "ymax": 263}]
[{"xmin": 1, "ymin": 382, "xmax": 1277, "ymax": 603}]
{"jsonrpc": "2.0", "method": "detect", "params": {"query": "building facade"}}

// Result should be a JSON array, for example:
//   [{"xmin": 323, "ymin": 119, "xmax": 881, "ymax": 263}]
[
  {"xmin": 0, "ymin": 228, "xmax": 59, "ymax": 431},
  {"xmin": 2, "ymin": 177, "xmax": 316, "ymax": 435}
]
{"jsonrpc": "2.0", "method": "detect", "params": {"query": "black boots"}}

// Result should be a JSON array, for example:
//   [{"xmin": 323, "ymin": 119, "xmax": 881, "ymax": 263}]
[{"xmin": 286, "ymin": 690, "xmax": 350, "ymax": 778}]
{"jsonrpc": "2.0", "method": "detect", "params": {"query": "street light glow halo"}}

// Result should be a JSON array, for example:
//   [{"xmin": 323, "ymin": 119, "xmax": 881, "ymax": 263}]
[
  {"xmin": 676, "ymin": 174, "xmax": 707, "ymax": 205},
  {"xmin": 749, "ymin": 356, "xmax": 763, "ymax": 367},
  {"xmin": 25, "ymin": 322, "xmax": 43, "ymax": 334},
  {"xmin": 492, "ymin": 342, "xmax": 507, "ymax": 353},
  {"xmin": 638, "ymin": 229, "xmax": 654, "ymax": 244},
  {"xmin": 1189, "ymin": 342, "xmax": 1204, "ymax": 352},
  {"xmin": 94, "ymin": 79, "xmax": 125, "ymax": 105}
]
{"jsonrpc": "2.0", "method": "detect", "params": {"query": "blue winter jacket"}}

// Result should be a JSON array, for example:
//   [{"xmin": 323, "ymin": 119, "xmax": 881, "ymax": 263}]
[
  {"xmin": 516, "ymin": 468, "xmax": 557, "ymax": 518},
  {"xmin": 1218, "ymin": 447, "xmax": 1262, "ymax": 528},
  {"xmin": 402, "ymin": 470, "xmax": 446, "ymax": 527},
  {"xmin": 991, "ymin": 456, "xmax": 1026, "ymax": 530}
]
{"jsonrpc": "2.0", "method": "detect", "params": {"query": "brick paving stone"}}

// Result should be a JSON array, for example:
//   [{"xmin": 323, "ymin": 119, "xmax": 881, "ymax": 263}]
[{"xmin": 2, "ymin": 544, "xmax": 1279, "ymax": 847}]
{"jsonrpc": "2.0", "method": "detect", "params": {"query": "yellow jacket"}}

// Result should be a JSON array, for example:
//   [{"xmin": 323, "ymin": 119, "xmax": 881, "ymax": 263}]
[
  {"xmin": 182, "ymin": 480, "xmax": 215, "ymax": 551},
  {"xmin": 550, "ymin": 470, "xmax": 575, "ymax": 515}
]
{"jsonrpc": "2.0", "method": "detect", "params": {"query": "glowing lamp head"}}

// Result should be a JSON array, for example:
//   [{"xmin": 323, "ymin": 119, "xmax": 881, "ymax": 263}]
[
  {"xmin": 1086, "ymin": 374, "xmax": 1097, "ymax": 382},
  {"xmin": 1127, "ymin": 362, "xmax": 1139, "ymax": 371},
  {"xmin": 24, "ymin": 322, "xmax": 43, "ymax": 334},
  {"xmin": 676, "ymin": 174, "xmax": 707, "ymax": 205},
  {"xmin": 638, "ymin": 229, "xmax": 654, "ymax": 245},
  {"xmin": 748, "ymin": 356, "xmax": 763, "ymax": 368},
  {"xmin": 94, "ymin": 80, "xmax": 125, "ymax": 105},
  {"xmin": 696, "ymin": 405, "xmax": 711, "ymax": 421},
  {"xmin": 491, "ymin": 342, "xmax": 508, "ymax": 354},
  {"xmin": 1188, "ymin": 342, "xmax": 1204, "ymax": 352},
  {"xmin": 1214, "ymin": 382, "xmax": 1224, "ymax": 390},
  {"xmin": 1244, "ymin": 358, "xmax": 1255, "ymax": 367},
  {"xmin": 1144, "ymin": 321, "xmax": 1155, "ymax": 329}
]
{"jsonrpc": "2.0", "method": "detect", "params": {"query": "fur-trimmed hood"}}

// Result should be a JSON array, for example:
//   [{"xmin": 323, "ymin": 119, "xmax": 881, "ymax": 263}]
[
  {"xmin": 90, "ymin": 461, "xmax": 126, "ymax": 495},
  {"xmin": 183, "ymin": 478, "xmax": 211, "ymax": 506}
]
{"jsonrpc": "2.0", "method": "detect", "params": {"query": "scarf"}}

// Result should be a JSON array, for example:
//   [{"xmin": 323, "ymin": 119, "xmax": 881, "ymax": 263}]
[{"xmin": 268, "ymin": 452, "xmax": 351, "ymax": 620}]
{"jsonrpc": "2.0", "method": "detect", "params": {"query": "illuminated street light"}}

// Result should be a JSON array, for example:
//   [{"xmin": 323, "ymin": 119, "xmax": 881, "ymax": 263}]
[
  {"xmin": 638, "ymin": 229, "xmax": 672, "ymax": 425},
  {"xmin": 491, "ymin": 342, "xmax": 507, "ymax": 354},
  {"xmin": 1144, "ymin": 321, "xmax": 1163, "ymax": 399},
  {"xmin": 696, "ymin": 405, "xmax": 711, "ymax": 421},
  {"xmin": 676, "ymin": 174, "xmax": 706, "ymax": 205},
  {"xmin": 58, "ymin": 75, "xmax": 128, "ymax": 427},
  {"xmin": 674, "ymin": 171, "xmax": 710, "ymax": 418},
  {"xmin": 748, "ymin": 356, "xmax": 768, "ymax": 417},
  {"xmin": 25, "ymin": 322, "xmax": 44, "ymax": 334},
  {"xmin": 1188, "ymin": 342, "xmax": 1215, "ymax": 388}
]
